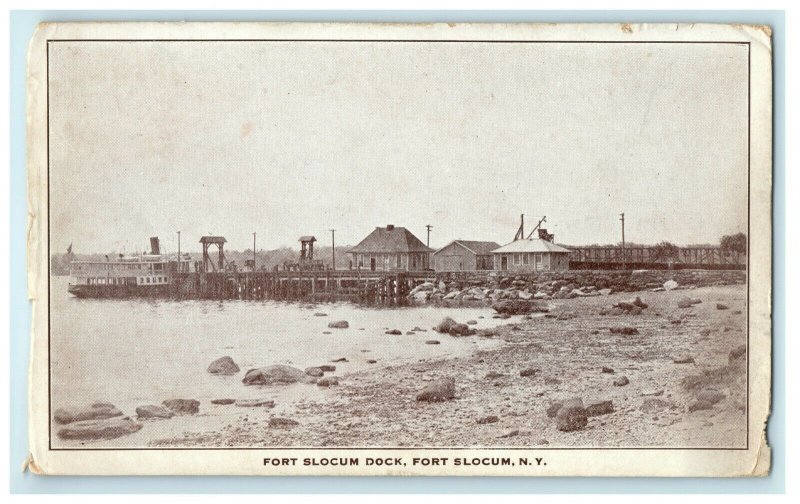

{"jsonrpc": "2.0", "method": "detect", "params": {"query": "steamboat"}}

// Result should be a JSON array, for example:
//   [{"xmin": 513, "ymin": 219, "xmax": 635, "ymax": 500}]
[{"xmin": 67, "ymin": 237, "xmax": 192, "ymax": 298}]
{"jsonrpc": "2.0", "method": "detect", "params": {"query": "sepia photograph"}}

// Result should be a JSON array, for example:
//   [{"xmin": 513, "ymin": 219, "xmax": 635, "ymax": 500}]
[{"xmin": 24, "ymin": 21, "xmax": 773, "ymax": 476}]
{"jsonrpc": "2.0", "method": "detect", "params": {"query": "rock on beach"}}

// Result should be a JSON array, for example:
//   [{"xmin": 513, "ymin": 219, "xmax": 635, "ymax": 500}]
[
  {"xmin": 235, "ymin": 399, "xmax": 275, "ymax": 408},
  {"xmin": 135, "ymin": 404, "xmax": 175, "ymax": 419},
  {"xmin": 207, "ymin": 356, "xmax": 240, "ymax": 375},
  {"xmin": 555, "ymin": 399, "xmax": 588, "ymax": 432},
  {"xmin": 57, "ymin": 417, "xmax": 142, "ymax": 440},
  {"xmin": 242, "ymin": 365, "xmax": 314, "ymax": 385},
  {"xmin": 328, "ymin": 320, "xmax": 349, "ymax": 329},
  {"xmin": 53, "ymin": 402, "xmax": 123, "ymax": 425},
  {"xmin": 269, "ymin": 417, "xmax": 299, "ymax": 429},
  {"xmin": 416, "ymin": 377, "xmax": 456, "ymax": 402},
  {"xmin": 585, "ymin": 400, "xmax": 615, "ymax": 417},
  {"xmin": 317, "ymin": 376, "xmax": 340, "ymax": 387},
  {"xmin": 305, "ymin": 366, "xmax": 324, "ymax": 377},
  {"xmin": 613, "ymin": 376, "xmax": 630, "ymax": 387},
  {"xmin": 162, "ymin": 399, "xmax": 200, "ymax": 415}
]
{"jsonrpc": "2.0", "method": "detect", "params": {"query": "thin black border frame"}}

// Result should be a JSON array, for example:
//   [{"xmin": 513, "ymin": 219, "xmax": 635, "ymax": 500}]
[{"xmin": 44, "ymin": 38, "xmax": 752, "ymax": 453}]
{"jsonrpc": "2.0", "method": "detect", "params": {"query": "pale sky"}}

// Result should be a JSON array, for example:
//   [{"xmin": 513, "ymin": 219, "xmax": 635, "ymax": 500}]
[{"xmin": 48, "ymin": 41, "xmax": 749, "ymax": 254}]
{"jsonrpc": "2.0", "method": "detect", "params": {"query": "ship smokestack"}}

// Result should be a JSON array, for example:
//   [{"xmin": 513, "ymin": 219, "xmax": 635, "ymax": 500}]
[{"xmin": 150, "ymin": 237, "xmax": 160, "ymax": 255}]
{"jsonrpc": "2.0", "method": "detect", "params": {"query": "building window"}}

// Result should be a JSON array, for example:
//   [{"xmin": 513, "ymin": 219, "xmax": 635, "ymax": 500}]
[
  {"xmin": 514, "ymin": 254, "xmax": 521, "ymax": 265},
  {"xmin": 523, "ymin": 253, "xmax": 530, "ymax": 265}
]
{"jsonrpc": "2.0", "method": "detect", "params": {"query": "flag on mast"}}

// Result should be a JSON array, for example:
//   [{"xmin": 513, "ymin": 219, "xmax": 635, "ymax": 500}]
[{"xmin": 66, "ymin": 243, "xmax": 73, "ymax": 255}]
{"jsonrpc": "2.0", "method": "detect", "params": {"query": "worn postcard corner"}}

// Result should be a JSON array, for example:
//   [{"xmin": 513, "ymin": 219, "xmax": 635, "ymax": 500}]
[{"xmin": 26, "ymin": 21, "xmax": 772, "ymax": 477}]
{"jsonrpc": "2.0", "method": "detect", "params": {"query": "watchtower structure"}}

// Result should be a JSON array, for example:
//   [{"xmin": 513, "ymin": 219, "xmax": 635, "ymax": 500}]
[
  {"xmin": 200, "ymin": 236, "xmax": 227, "ymax": 272},
  {"xmin": 299, "ymin": 236, "xmax": 317, "ymax": 261}
]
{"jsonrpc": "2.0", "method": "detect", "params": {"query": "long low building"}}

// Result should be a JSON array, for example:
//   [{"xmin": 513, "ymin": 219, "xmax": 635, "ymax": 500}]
[{"xmin": 491, "ymin": 238, "xmax": 571, "ymax": 272}]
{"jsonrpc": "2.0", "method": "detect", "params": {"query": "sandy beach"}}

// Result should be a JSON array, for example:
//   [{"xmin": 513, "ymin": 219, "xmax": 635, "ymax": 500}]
[{"xmin": 136, "ymin": 284, "xmax": 747, "ymax": 449}]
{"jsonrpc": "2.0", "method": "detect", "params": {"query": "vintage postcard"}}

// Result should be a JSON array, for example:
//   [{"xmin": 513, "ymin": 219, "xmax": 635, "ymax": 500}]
[{"xmin": 26, "ymin": 22, "xmax": 772, "ymax": 476}]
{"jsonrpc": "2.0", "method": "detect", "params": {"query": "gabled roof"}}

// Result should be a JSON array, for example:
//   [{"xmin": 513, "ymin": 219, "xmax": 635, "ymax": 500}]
[
  {"xmin": 434, "ymin": 240, "xmax": 501, "ymax": 256},
  {"xmin": 298, "ymin": 235, "xmax": 317, "ymax": 242},
  {"xmin": 199, "ymin": 236, "xmax": 227, "ymax": 244},
  {"xmin": 491, "ymin": 238, "xmax": 571, "ymax": 254},
  {"xmin": 349, "ymin": 226, "xmax": 433, "ymax": 254}
]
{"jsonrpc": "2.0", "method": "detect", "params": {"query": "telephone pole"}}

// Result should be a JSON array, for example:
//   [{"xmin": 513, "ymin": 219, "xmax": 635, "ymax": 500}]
[
  {"xmin": 330, "ymin": 229, "xmax": 336, "ymax": 270},
  {"xmin": 620, "ymin": 213, "xmax": 626, "ymax": 270},
  {"xmin": 252, "ymin": 232, "xmax": 257, "ymax": 270},
  {"xmin": 425, "ymin": 224, "xmax": 433, "ymax": 248},
  {"xmin": 176, "ymin": 231, "xmax": 181, "ymax": 272}
]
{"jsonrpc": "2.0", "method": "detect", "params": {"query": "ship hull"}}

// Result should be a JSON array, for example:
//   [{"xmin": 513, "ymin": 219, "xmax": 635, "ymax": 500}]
[{"xmin": 67, "ymin": 284, "xmax": 173, "ymax": 298}]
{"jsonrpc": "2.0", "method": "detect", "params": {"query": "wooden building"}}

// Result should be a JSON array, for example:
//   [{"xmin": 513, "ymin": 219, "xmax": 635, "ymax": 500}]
[
  {"xmin": 491, "ymin": 238, "xmax": 571, "ymax": 272},
  {"xmin": 432, "ymin": 240, "xmax": 500, "ymax": 271},
  {"xmin": 348, "ymin": 225, "xmax": 433, "ymax": 271}
]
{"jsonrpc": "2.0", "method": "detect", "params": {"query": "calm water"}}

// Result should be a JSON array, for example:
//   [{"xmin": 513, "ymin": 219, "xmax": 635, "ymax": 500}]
[{"xmin": 50, "ymin": 276, "xmax": 515, "ymax": 445}]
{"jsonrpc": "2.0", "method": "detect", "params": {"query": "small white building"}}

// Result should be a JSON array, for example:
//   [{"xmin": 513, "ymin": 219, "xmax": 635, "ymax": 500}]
[{"xmin": 491, "ymin": 238, "xmax": 571, "ymax": 272}]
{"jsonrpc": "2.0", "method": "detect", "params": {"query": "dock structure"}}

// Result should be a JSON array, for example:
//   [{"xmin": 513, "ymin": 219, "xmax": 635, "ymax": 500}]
[{"xmin": 171, "ymin": 269, "xmax": 436, "ymax": 303}]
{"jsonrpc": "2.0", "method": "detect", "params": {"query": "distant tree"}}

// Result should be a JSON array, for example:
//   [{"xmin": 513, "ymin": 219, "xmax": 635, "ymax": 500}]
[
  {"xmin": 720, "ymin": 232, "xmax": 747, "ymax": 255},
  {"xmin": 653, "ymin": 241, "xmax": 680, "ymax": 260}
]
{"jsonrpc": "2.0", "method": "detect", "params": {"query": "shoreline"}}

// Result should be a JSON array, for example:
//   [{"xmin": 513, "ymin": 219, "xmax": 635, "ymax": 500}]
[{"xmin": 133, "ymin": 284, "xmax": 748, "ymax": 449}]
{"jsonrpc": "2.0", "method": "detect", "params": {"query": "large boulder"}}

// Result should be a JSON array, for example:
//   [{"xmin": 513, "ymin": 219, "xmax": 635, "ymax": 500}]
[
  {"xmin": 53, "ymin": 402, "xmax": 123, "ymax": 425},
  {"xmin": 415, "ymin": 377, "xmax": 456, "ymax": 402},
  {"xmin": 57, "ymin": 417, "xmax": 142, "ymax": 440},
  {"xmin": 555, "ymin": 399, "xmax": 588, "ymax": 432},
  {"xmin": 663, "ymin": 280, "xmax": 678, "ymax": 291},
  {"xmin": 412, "ymin": 290, "xmax": 430, "ymax": 302},
  {"xmin": 328, "ymin": 320, "xmax": 349, "ymax": 329},
  {"xmin": 135, "ymin": 404, "xmax": 175, "ymax": 420},
  {"xmin": 409, "ymin": 282, "xmax": 434, "ymax": 296},
  {"xmin": 207, "ymin": 356, "xmax": 240, "ymax": 375},
  {"xmin": 162, "ymin": 399, "xmax": 200, "ymax": 414},
  {"xmin": 434, "ymin": 317, "xmax": 458, "ymax": 333},
  {"xmin": 242, "ymin": 365, "xmax": 311, "ymax": 385},
  {"xmin": 492, "ymin": 300, "xmax": 548, "ymax": 315}
]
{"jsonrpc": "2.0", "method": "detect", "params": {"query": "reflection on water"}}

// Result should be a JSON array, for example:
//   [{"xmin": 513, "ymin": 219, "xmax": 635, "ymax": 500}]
[{"xmin": 50, "ymin": 275, "xmax": 516, "ymax": 442}]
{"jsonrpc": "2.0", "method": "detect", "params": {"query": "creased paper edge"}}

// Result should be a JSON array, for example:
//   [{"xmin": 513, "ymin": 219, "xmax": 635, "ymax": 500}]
[{"xmin": 25, "ymin": 22, "xmax": 52, "ymax": 477}]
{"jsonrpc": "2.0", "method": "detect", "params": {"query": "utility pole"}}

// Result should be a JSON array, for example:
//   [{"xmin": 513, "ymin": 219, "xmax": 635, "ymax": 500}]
[
  {"xmin": 252, "ymin": 232, "xmax": 256, "ymax": 271},
  {"xmin": 425, "ymin": 224, "xmax": 433, "ymax": 248},
  {"xmin": 620, "ymin": 212, "xmax": 626, "ymax": 270},
  {"xmin": 330, "ymin": 229, "xmax": 336, "ymax": 270},
  {"xmin": 176, "ymin": 231, "xmax": 181, "ymax": 272}
]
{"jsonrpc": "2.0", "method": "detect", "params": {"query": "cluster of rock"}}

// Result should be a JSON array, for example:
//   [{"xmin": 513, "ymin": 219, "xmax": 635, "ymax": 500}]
[
  {"xmin": 56, "ymin": 355, "xmax": 348, "ymax": 441},
  {"xmin": 408, "ymin": 270, "xmax": 745, "ymax": 305},
  {"xmin": 433, "ymin": 317, "xmax": 476, "ymax": 336},
  {"xmin": 54, "ymin": 403, "xmax": 143, "ymax": 441},
  {"xmin": 54, "ymin": 399, "xmax": 209, "ymax": 441}
]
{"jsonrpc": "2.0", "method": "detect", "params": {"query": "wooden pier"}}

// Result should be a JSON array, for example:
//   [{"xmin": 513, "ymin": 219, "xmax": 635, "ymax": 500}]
[{"xmin": 171, "ymin": 270, "xmax": 436, "ymax": 303}]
